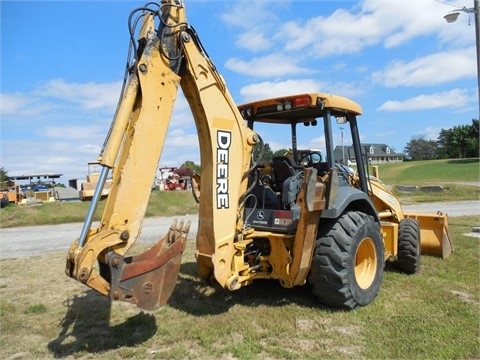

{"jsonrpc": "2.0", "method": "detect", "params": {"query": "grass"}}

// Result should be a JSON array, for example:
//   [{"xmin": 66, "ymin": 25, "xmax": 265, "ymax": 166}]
[
  {"xmin": 0, "ymin": 215, "xmax": 478, "ymax": 359},
  {"xmin": 373, "ymin": 158, "xmax": 479, "ymax": 184},
  {"xmin": 390, "ymin": 183, "xmax": 480, "ymax": 203},
  {"xmin": 1, "ymin": 158, "xmax": 479, "ymax": 228},
  {"xmin": 373, "ymin": 158, "xmax": 480, "ymax": 203},
  {"xmin": 0, "ymin": 190, "xmax": 199, "ymax": 228},
  {"xmin": 0, "ymin": 160, "xmax": 478, "ymax": 358}
]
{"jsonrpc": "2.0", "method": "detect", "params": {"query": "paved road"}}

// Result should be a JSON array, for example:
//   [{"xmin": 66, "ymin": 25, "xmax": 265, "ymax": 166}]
[
  {"xmin": 0, "ymin": 214, "xmax": 198, "ymax": 259},
  {"xmin": 1, "ymin": 202, "xmax": 478, "ymax": 259},
  {"xmin": 402, "ymin": 200, "xmax": 480, "ymax": 217}
]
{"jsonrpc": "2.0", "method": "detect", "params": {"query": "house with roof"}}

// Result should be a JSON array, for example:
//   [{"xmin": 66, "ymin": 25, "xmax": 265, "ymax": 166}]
[{"xmin": 334, "ymin": 143, "xmax": 403, "ymax": 165}]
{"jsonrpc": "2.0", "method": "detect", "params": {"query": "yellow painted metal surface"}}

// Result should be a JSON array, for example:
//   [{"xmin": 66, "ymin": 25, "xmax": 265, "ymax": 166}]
[
  {"xmin": 359, "ymin": 174, "xmax": 452, "ymax": 259},
  {"xmin": 404, "ymin": 212, "xmax": 453, "ymax": 259},
  {"xmin": 355, "ymin": 237, "xmax": 377, "ymax": 289},
  {"xmin": 380, "ymin": 221, "xmax": 398, "ymax": 259},
  {"xmin": 65, "ymin": 0, "xmax": 452, "ymax": 311},
  {"xmin": 238, "ymin": 92, "xmax": 362, "ymax": 119}
]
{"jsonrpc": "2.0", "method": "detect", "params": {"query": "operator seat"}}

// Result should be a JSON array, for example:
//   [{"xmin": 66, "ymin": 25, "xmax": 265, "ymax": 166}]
[
  {"xmin": 271, "ymin": 156, "xmax": 303, "ymax": 192},
  {"xmin": 314, "ymin": 162, "xmax": 329, "ymax": 177}
]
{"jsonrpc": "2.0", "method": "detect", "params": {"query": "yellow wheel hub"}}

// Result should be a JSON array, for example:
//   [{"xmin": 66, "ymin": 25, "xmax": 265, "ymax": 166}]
[{"xmin": 355, "ymin": 237, "xmax": 377, "ymax": 289}]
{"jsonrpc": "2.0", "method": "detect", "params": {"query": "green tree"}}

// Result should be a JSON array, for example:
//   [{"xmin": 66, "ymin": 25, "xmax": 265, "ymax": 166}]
[
  {"xmin": 179, "ymin": 160, "xmax": 201, "ymax": 174},
  {"xmin": 438, "ymin": 119, "xmax": 479, "ymax": 158},
  {"xmin": 253, "ymin": 142, "xmax": 273, "ymax": 162},
  {"xmin": 404, "ymin": 136, "xmax": 438, "ymax": 160},
  {"xmin": 0, "ymin": 167, "xmax": 9, "ymax": 182},
  {"xmin": 470, "ymin": 119, "xmax": 479, "ymax": 157},
  {"xmin": 272, "ymin": 148, "xmax": 291, "ymax": 157}
]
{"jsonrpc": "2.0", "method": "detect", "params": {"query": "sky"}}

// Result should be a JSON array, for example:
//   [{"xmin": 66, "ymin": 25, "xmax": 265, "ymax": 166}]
[{"xmin": 1, "ymin": 0, "xmax": 478, "ymax": 183}]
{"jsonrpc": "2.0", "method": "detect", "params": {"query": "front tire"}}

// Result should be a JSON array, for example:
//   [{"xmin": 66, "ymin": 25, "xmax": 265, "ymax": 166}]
[
  {"xmin": 396, "ymin": 218, "xmax": 421, "ymax": 274},
  {"xmin": 308, "ymin": 211, "xmax": 384, "ymax": 309}
]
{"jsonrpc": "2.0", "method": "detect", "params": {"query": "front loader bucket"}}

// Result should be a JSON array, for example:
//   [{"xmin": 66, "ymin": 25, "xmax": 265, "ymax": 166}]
[
  {"xmin": 404, "ymin": 212, "xmax": 453, "ymax": 259},
  {"xmin": 107, "ymin": 220, "xmax": 190, "ymax": 310}
]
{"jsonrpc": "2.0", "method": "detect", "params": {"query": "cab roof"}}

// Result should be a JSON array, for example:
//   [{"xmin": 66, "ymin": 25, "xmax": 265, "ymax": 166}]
[{"xmin": 238, "ymin": 92, "xmax": 362, "ymax": 125}]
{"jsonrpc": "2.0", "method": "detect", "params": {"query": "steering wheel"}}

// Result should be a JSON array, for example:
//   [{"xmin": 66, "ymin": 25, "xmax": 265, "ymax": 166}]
[{"xmin": 298, "ymin": 151, "xmax": 322, "ymax": 167}]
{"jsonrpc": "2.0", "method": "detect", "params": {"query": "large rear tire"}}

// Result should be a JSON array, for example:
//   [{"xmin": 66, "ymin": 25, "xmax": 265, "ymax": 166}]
[
  {"xmin": 308, "ymin": 211, "xmax": 384, "ymax": 309},
  {"xmin": 396, "ymin": 218, "xmax": 421, "ymax": 274}
]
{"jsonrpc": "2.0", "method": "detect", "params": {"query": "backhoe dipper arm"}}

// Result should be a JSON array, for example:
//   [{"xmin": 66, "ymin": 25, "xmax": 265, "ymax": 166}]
[{"xmin": 65, "ymin": 0, "xmax": 257, "ymax": 310}]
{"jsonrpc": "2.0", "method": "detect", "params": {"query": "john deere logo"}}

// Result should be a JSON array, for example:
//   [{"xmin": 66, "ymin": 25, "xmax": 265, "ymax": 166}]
[
  {"xmin": 256, "ymin": 210, "xmax": 265, "ymax": 220},
  {"xmin": 216, "ymin": 130, "xmax": 231, "ymax": 209}
]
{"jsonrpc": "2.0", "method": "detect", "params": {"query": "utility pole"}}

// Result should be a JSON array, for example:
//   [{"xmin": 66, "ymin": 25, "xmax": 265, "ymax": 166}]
[{"xmin": 444, "ymin": 0, "xmax": 480, "ymax": 119}]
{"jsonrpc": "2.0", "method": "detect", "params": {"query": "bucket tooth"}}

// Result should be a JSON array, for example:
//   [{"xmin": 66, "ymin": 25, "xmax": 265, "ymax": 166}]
[{"xmin": 107, "ymin": 220, "xmax": 190, "ymax": 310}]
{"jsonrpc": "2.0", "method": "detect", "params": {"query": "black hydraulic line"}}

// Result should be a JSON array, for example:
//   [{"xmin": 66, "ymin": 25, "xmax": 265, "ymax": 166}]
[
  {"xmin": 349, "ymin": 115, "xmax": 368, "ymax": 194},
  {"xmin": 324, "ymin": 111, "xmax": 334, "ymax": 168},
  {"xmin": 291, "ymin": 122, "xmax": 297, "ymax": 160}
]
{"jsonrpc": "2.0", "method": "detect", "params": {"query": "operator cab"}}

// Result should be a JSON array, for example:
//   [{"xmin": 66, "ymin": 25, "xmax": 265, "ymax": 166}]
[{"xmin": 238, "ymin": 93, "xmax": 367, "ymax": 233}]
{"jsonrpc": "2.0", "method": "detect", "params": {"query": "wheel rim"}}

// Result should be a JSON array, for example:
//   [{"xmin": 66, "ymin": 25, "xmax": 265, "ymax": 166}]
[{"xmin": 355, "ymin": 237, "xmax": 377, "ymax": 289}]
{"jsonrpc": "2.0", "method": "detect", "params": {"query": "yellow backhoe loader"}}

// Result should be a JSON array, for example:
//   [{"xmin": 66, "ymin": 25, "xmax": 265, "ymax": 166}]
[{"xmin": 66, "ymin": 0, "xmax": 452, "ymax": 311}]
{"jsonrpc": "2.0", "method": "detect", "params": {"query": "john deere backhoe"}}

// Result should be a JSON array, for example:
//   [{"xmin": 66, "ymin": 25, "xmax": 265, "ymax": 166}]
[{"xmin": 66, "ymin": 0, "xmax": 452, "ymax": 311}]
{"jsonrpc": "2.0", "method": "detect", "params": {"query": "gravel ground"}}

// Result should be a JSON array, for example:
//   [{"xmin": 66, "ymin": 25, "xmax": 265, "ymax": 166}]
[
  {"xmin": 0, "ymin": 214, "xmax": 197, "ymax": 259},
  {"xmin": 401, "ymin": 200, "xmax": 480, "ymax": 217},
  {"xmin": 0, "ymin": 201, "xmax": 478, "ymax": 259}
]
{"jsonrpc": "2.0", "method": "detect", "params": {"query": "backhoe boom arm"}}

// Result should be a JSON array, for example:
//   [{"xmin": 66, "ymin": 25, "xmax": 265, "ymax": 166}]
[
  {"xmin": 65, "ymin": 1, "xmax": 450, "ymax": 313},
  {"xmin": 66, "ymin": 1, "xmax": 257, "ymax": 310}
]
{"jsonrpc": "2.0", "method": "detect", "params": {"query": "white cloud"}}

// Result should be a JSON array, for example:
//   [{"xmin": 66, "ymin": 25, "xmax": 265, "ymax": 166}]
[
  {"xmin": 159, "ymin": 131, "xmax": 201, "ymax": 168},
  {"xmin": 221, "ymin": 0, "xmax": 284, "ymax": 29},
  {"xmin": 0, "ymin": 93, "xmax": 31, "ymax": 115},
  {"xmin": 0, "ymin": 80, "xmax": 199, "ymax": 181},
  {"xmin": 362, "ymin": 0, "xmax": 448, "ymax": 48},
  {"xmin": 277, "ymin": 8, "xmax": 382, "ymax": 56},
  {"xmin": 235, "ymin": 31, "xmax": 272, "ymax": 52},
  {"xmin": 267, "ymin": 0, "xmax": 474, "ymax": 58},
  {"xmin": 377, "ymin": 88, "xmax": 471, "ymax": 111},
  {"xmin": 239, "ymin": 78, "xmax": 364, "ymax": 103},
  {"xmin": 170, "ymin": 92, "xmax": 196, "ymax": 128},
  {"xmin": 33, "ymin": 79, "xmax": 122, "ymax": 111},
  {"xmin": 41, "ymin": 124, "xmax": 107, "ymax": 140},
  {"xmin": 309, "ymin": 135, "xmax": 327, "ymax": 153},
  {"xmin": 0, "ymin": 92, "xmax": 57, "ymax": 117},
  {"xmin": 2, "ymin": 0, "xmax": 478, "ymax": 183},
  {"xmin": 372, "ymin": 47, "xmax": 476, "ymax": 87},
  {"xmin": 225, "ymin": 53, "xmax": 314, "ymax": 77},
  {"xmin": 1, "ymin": 139, "xmax": 86, "ymax": 179},
  {"xmin": 325, "ymin": 82, "xmax": 366, "ymax": 100},
  {"xmin": 0, "ymin": 79, "xmax": 122, "ymax": 123},
  {"xmin": 414, "ymin": 126, "xmax": 442, "ymax": 141},
  {"xmin": 239, "ymin": 79, "xmax": 325, "ymax": 102},
  {"xmin": 220, "ymin": 0, "xmax": 290, "ymax": 53},
  {"xmin": 164, "ymin": 132, "xmax": 199, "ymax": 148}
]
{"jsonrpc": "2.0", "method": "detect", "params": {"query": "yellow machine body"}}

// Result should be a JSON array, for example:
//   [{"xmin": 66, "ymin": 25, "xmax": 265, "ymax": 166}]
[
  {"xmin": 367, "ymin": 174, "xmax": 453, "ymax": 259},
  {"xmin": 65, "ymin": 1, "xmax": 452, "ymax": 311}
]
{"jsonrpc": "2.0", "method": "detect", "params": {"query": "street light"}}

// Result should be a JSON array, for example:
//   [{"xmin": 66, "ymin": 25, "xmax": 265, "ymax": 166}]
[{"xmin": 443, "ymin": 0, "xmax": 480, "ymax": 119}]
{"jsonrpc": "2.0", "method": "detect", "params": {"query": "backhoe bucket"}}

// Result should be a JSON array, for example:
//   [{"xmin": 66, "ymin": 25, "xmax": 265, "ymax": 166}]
[
  {"xmin": 107, "ymin": 220, "xmax": 190, "ymax": 310},
  {"xmin": 404, "ymin": 212, "xmax": 452, "ymax": 259}
]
